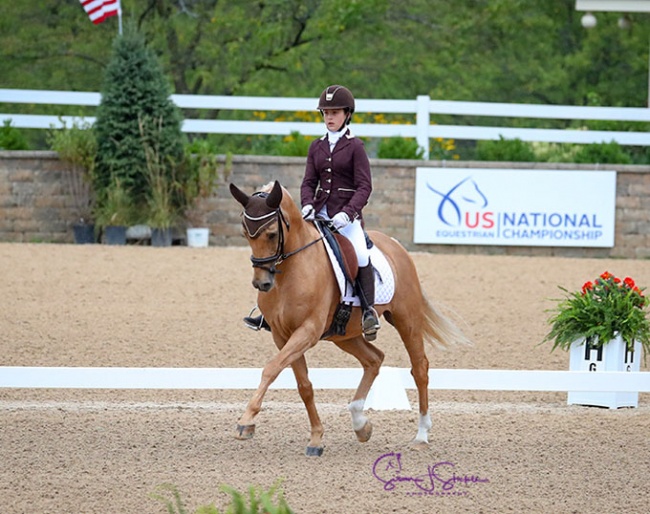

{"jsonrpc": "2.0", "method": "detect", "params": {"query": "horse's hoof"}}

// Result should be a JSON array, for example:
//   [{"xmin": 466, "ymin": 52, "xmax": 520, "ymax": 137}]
[
  {"xmin": 355, "ymin": 420, "xmax": 373, "ymax": 443},
  {"xmin": 305, "ymin": 446, "xmax": 324, "ymax": 457},
  {"xmin": 235, "ymin": 424, "xmax": 255, "ymax": 440},
  {"xmin": 410, "ymin": 439, "xmax": 430, "ymax": 451}
]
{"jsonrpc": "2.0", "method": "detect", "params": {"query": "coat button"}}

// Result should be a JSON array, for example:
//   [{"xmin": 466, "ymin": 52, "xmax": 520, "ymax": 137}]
[
  {"xmin": 326, "ymin": 178, "xmax": 331, "ymax": 183},
  {"xmin": 326, "ymin": 168, "xmax": 331, "ymax": 172},
  {"xmin": 325, "ymin": 189, "xmax": 330, "ymax": 194}
]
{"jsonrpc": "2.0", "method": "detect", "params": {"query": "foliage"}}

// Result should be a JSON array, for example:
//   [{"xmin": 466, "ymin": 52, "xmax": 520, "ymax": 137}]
[
  {"xmin": 140, "ymin": 116, "xmax": 184, "ymax": 229},
  {"xmin": 530, "ymin": 142, "xmax": 580, "ymax": 163},
  {"xmin": 93, "ymin": 178, "xmax": 133, "ymax": 228},
  {"xmin": 429, "ymin": 136, "xmax": 459, "ymax": 161},
  {"xmin": 3, "ymin": 3, "xmax": 650, "ymax": 161},
  {"xmin": 0, "ymin": 119, "xmax": 28, "ymax": 150},
  {"xmin": 93, "ymin": 21, "xmax": 185, "ymax": 217},
  {"xmin": 272, "ymin": 132, "xmax": 313, "ymax": 157},
  {"xmin": 573, "ymin": 141, "xmax": 633, "ymax": 164},
  {"xmin": 151, "ymin": 482, "xmax": 294, "ymax": 514},
  {"xmin": 476, "ymin": 137, "xmax": 536, "ymax": 162},
  {"xmin": 4, "ymin": 3, "xmax": 650, "ymax": 107},
  {"xmin": 46, "ymin": 120, "xmax": 97, "ymax": 223},
  {"xmin": 377, "ymin": 137, "xmax": 424, "ymax": 160},
  {"xmin": 543, "ymin": 271, "xmax": 650, "ymax": 357}
]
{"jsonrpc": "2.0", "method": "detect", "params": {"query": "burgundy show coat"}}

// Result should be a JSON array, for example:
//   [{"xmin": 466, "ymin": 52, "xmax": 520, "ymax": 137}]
[{"xmin": 300, "ymin": 130, "xmax": 372, "ymax": 222}]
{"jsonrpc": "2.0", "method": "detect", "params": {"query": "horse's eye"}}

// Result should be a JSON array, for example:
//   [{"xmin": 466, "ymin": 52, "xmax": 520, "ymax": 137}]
[{"xmin": 267, "ymin": 232, "xmax": 277, "ymax": 241}]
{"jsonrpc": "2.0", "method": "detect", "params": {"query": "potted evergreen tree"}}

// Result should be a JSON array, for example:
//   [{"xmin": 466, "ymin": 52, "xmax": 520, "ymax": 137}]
[{"xmin": 93, "ymin": 21, "xmax": 185, "ymax": 245}]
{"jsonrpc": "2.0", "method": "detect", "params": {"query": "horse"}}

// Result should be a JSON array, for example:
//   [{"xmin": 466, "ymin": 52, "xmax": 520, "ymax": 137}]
[{"xmin": 229, "ymin": 180, "xmax": 470, "ymax": 456}]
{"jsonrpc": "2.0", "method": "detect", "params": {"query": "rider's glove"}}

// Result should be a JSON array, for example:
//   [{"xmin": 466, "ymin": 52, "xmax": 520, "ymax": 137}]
[
  {"xmin": 301, "ymin": 204, "xmax": 315, "ymax": 220},
  {"xmin": 331, "ymin": 211, "xmax": 351, "ymax": 230}
]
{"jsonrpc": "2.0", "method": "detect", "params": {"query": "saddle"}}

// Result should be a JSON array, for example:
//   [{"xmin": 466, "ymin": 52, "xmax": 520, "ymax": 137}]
[
  {"xmin": 316, "ymin": 220, "xmax": 374, "ymax": 338},
  {"xmin": 317, "ymin": 220, "xmax": 359, "ymax": 284}
]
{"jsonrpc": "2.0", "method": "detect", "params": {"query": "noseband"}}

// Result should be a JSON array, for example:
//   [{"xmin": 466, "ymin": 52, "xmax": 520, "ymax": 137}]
[{"xmin": 243, "ymin": 192, "xmax": 323, "ymax": 274}]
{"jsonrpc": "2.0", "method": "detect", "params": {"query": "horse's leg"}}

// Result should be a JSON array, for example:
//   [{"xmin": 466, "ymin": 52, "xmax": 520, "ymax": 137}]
[
  {"xmin": 234, "ymin": 327, "xmax": 319, "ymax": 441},
  {"xmin": 385, "ymin": 313, "xmax": 432, "ymax": 445},
  {"xmin": 333, "ymin": 336, "xmax": 384, "ymax": 443},
  {"xmin": 289, "ymin": 355, "xmax": 325, "ymax": 456}
]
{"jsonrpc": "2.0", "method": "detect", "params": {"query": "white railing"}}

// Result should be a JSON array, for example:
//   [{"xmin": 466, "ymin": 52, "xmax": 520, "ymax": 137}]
[
  {"xmin": 1, "ymin": 366, "xmax": 647, "ymax": 411},
  {"xmin": 2, "ymin": 89, "xmax": 650, "ymax": 159}
]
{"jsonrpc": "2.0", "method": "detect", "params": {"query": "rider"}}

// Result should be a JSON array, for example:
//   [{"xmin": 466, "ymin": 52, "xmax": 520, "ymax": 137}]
[{"xmin": 244, "ymin": 84, "xmax": 381, "ymax": 341}]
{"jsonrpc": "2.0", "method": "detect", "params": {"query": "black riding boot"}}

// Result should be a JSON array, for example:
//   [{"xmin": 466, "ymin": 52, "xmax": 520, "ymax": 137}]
[
  {"xmin": 243, "ymin": 307, "xmax": 271, "ymax": 332},
  {"xmin": 357, "ymin": 263, "xmax": 380, "ymax": 341}
]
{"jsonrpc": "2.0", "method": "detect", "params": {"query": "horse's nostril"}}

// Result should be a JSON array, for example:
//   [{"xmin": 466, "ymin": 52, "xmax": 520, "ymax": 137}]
[{"xmin": 253, "ymin": 280, "xmax": 272, "ymax": 292}]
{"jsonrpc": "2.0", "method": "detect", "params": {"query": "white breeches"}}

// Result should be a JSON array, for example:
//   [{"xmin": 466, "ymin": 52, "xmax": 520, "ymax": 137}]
[{"xmin": 319, "ymin": 206, "xmax": 370, "ymax": 267}]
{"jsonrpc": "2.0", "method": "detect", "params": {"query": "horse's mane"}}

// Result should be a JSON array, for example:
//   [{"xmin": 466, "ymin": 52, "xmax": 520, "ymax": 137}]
[
  {"xmin": 260, "ymin": 181, "xmax": 299, "ymax": 217},
  {"xmin": 259, "ymin": 182, "xmax": 275, "ymax": 193}
]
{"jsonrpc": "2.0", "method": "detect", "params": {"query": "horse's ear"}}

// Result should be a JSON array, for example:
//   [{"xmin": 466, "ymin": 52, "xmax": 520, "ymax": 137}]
[
  {"xmin": 266, "ymin": 180, "xmax": 283, "ymax": 209},
  {"xmin": 229, "ymin": 183, "xmax": 249, "ymax": 207}
]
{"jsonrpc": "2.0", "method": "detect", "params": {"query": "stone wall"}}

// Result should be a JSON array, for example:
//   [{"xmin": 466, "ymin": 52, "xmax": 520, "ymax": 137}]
[{"xmin": 2, "ymin": 151, "xmax": 650, "ymax": 258}]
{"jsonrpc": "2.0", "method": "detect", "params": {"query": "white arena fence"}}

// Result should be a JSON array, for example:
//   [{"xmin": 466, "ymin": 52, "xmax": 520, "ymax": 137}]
[
  {"xmin": 1, "ymin": 88, "xmax": 650, "ymax": 160},
  {"xmin": 1, "ymin": 366, "xmax": 648, "ymax": 410}
]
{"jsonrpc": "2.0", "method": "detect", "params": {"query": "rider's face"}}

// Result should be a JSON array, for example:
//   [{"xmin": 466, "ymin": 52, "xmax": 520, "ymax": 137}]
[{"xmin": 322, "ymin": 108, "xmax": 346, "ymax": 131}]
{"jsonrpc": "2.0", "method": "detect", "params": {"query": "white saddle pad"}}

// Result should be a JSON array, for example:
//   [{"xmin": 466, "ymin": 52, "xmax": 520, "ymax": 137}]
[{"xmin": 318, "ymin": 226, "xmax": 395, "ymax": 307}]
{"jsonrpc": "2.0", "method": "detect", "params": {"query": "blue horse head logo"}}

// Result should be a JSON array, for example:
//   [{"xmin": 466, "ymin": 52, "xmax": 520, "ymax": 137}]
[{"xmin": 426, "ymin": 176, "xmax": 488, "ymax": 227}]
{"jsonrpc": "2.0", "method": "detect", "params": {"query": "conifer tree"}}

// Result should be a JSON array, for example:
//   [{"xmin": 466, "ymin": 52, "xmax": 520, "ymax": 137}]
[{"xmin": 93, "ymin": 22, "xmax": 184, "ymax": 217}]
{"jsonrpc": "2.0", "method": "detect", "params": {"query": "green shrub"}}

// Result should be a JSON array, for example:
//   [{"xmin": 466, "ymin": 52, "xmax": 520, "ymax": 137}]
[
  {"xmin": 573, "ymin": 141, "xmax": 633, "ymax": 164},
  {"xmin": 271, "ymin": 131, "xmax": 312, "ymax": 157},
  {"xmin": 0, "ymin": 119, "xmax": 28, "ymax": 150},
  {"xmin": 476, "ymin": 136, "xmax": 536, "ymax": 162},
  {"xmin": 151, "ymin": 482, "xmax": 294, "ymax": 514},
  {"xmin": 530, "ymin": 142, "xmax": 580, "ymax": 163},
  {"xmin": 377, "ymin": 137, "xmax": 424, "ymax": 160},
  {"xmin": 46, "ymin": 119, "xmax": 97, "ymax": 223}
]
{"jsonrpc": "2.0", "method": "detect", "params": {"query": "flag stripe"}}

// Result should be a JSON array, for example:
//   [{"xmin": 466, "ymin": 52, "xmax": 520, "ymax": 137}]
[{"xmin": 80, "ymin": 0, "xmax": 120, "ymax": 25}]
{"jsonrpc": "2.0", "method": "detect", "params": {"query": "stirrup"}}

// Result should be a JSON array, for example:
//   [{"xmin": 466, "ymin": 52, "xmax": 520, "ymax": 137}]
[
  {"xmin": 362, "ymin": 307, "xmax": 380, "ymax": 342},
  {"xmin": 243, "ymin": 307, "xmax": 271, "ymax": 332}
]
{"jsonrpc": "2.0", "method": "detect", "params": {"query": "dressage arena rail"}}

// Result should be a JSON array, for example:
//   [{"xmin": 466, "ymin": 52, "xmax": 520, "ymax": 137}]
[
  {"xmin": 2, "ymin": 88, "xmax": 650, "ymax": 160},
  {"xmin": 1, "ymin": 366, "xmax": 648, "ymax": 410}
]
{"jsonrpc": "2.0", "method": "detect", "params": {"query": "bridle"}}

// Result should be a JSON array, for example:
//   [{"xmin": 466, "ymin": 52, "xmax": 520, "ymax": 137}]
[{"xmin": 243, "ymin": 192, "xmax": 324, "ymax": 274}]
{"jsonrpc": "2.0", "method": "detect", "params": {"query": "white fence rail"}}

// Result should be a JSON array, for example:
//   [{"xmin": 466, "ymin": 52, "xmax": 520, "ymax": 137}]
[
  {"xmin": 1, "ymin": 366, "xmax": 648, "ymax": 411},
  {"xmin": 2, "ymin": 89, "xmax": 649, "ymax": 159}
]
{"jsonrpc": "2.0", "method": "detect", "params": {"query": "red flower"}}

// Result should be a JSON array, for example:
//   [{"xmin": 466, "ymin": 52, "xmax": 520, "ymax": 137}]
[
  {"xmin": 624, "ymin": 277, "xmax": 636, "ymax": 289},
  {"xmin": 600, "ymin": 271, "xmax": 614, "ymax": 280},
  {"xmin": 581, "ymin": 281, "xmax": 593, "ymax": 294}
]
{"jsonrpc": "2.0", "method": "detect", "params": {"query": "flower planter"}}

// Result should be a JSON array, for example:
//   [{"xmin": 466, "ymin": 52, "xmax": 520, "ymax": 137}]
[
  {"xmin": 186, "ymin": 227, "xmax": 209, "ymax": 248},
  {"xmin": 151, "ymin": 227, "xmax": 172, "ymax": 247},
  {"xmin": 103, "ymin": 225, "xmax": 127, "ymax": 245},
  {"xmin": 568, "ymin": 334, "xmax": 641, "ymax": 409},
  {"xmin": 73, "ymin": 223, "xmax": 96, "ymax": 244}
]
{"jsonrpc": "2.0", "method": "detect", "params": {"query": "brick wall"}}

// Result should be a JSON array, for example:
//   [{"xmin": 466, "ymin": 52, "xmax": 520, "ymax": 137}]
[{"xmin": 2, "ymin": 151, "xmax": 650, "ymax": 258}]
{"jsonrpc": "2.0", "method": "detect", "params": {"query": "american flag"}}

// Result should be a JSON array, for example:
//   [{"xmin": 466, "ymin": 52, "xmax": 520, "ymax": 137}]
[{"xmin": 80, "ymin": 0, "xmax": 121, "ymax": 25}]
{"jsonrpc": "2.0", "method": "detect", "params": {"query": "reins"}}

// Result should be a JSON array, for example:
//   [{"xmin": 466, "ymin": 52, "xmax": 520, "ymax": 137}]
[{"xmin": 244, "ymin": 194, "xmax": 324, "ymax": 274}]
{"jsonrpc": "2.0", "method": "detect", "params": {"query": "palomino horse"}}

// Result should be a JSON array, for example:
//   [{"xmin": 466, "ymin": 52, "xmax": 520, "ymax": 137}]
[{"xmin": 230, "ymin": 180, "xmax": 469, "ymax": 456}]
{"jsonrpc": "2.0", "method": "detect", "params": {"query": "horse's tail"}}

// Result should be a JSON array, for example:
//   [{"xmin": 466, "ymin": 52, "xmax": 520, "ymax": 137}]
[{"xmin": 421, "ymin": 292, "xmax": 472, "ymax": 349}]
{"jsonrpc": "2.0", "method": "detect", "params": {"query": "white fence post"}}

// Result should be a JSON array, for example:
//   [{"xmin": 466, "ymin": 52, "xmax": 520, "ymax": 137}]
[{"xmin": 416, "ymin": 95, "xmax": 430, "ymax": 159}]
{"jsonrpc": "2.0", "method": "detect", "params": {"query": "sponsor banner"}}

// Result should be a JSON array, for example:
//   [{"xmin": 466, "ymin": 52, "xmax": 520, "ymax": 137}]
[{"xmin": 413, "ymin": 168, "xmax": 616, "ymax": 247}]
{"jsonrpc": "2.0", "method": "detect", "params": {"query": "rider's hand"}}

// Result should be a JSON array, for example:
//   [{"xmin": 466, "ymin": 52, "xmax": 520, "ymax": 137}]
[
  {"xmin": 331, "ymin": 211, "xmax": 350, "ymax": 230},
  {"xmin": 301, "ymin": 204, "xmax": 315, "ymax": 220}
]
